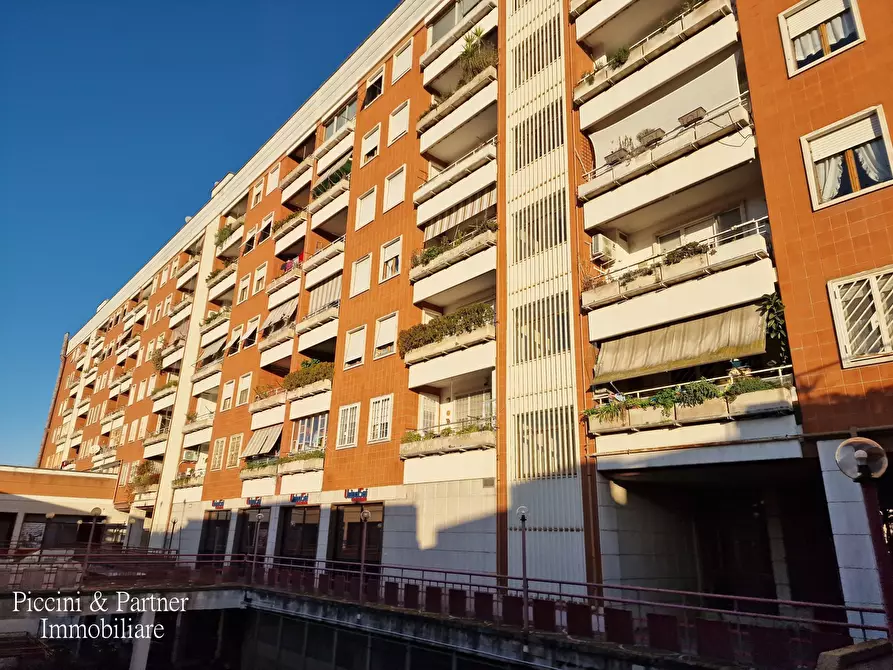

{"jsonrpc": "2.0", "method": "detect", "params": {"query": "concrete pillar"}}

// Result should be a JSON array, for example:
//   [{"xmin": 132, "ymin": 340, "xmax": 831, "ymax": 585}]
[
  {"xmin": 224, "ymin": 510, "xmax": 238, "ymax": 561},
  {"xmin": 316, "ymin": 505, "xmax": 332, "ymax": 564},
  {"xmin": 9, "ymin": 512, "xmax": 24, "ymax": 549},
  {"xmin": 818, "ymin": 440, "xmax": 886, "ymax": 638},
  {"xmin": 265, "ymin": 506, "xmax": 280, "ymax": 565},
  {"xmin": 170, "ymin": 612, "xmax": 184, "ymax": 665},
  {"xmin": 763, "ymin": 492, "xmax": 792, "ymax": 600},
  {"xmin": 129, "ymin": 610, "xmax": 155, "ymax": 670}
]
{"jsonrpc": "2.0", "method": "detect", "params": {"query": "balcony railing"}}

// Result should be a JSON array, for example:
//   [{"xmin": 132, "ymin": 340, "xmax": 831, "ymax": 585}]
[
  {"xmin": 143, "ymin": 429, "xmax": 170, "ymax": 446},
  {"xmin": 296, "ymin": 300, "xmax": 340, "ymax": 334},
  {"xmin": 400, "ymin": 414, "xmax": 496, "ymax": 459},
  {"xmin": 586, "ymin": 366, "xmax": 795, "ymax": 435},
  {"xmin": 581, "ymin": 93, "xmax": 751, "ymax": 190},
  {"xmin": 414, "ymin": 137, "xmax": 497, "ymax": 206},
  {"xmin": 240, "ymin": 457, "xmax": 280, "ymax": 480},
  {"xmin": 266, "ymin": 259, "xmax": 303, "ymax": 294},
  {"xmin": 183, "ymin": 412, "xmax": 215, "ymax": 434},
  {"xmin": 206, "ymin": 262, "xmax": 236, "ymax": 288},
  {"xmin": 410, "ymin": 220, "xmax": 497, "ymax": 282},
  {"xmin": 272, "ymin": 210, "xmax": 307, "ymax": 240},
  {"xmin": 279, "ymin": 157, "xmax": 313, "ymax": 191},
  {"xmin": 171, "ymin": 473, "xmax": 205, "ymax": 490},
  {"xmin": 582, "ymin": 217, "xmax": 770, "ymax": 310},
  {"xmin": 399, "ymin": 302, "xmax": 495, "ymax": 362},
  {"xmin": 302, "ymin": 236, "xmax": 345, "ymax": 272},
  {"xmin": 199, "ymin": 308, "xmax": 231, "ymax": 333}
]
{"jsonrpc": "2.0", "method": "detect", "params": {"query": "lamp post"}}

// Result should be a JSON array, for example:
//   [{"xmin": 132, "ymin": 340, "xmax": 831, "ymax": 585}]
[
  {"xmin": 359, "ymin": 509, "xmax": 371, "ymax": 604},
  {"xmin": 835, "ymin": 437, "xmax": 893, "ymax": 639},
  {"xmin": 517, "ymin": 506, "xmax": 530, "ymax": 635},
  {"xmin": 252, "ymin": 512, "xmax": 264, "ymax": 583}
]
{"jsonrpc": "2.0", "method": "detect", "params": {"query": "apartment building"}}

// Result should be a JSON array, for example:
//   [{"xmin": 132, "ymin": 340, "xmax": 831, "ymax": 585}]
[{"xmin": 38, "ymin": 0, "xmax": 892, "ymax": 626}]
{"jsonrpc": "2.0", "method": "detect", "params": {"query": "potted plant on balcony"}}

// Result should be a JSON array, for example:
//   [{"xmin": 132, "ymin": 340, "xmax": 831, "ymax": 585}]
[
  {"xmin": 397, "ymin": 302, "xmax": 495, "ymax": 359},
  {"xmin": 618, "ymin": 265, "xmax": 660, "ymax": 295},
  {"xmin": 458, "ymin": 28, "xmax": 498, "ymax": 87},
  {"xmin": 282, "ymin": 360, "xmax": 335, "ymax": 396},
  {"xmin": 214, "ymin": 223, "xmax": 234, "ymax": 248},
  {"xmin": 661, "ymin": 241, "xmax": 710, "ymax": 282},
  {"xmin": 627, "ymin": 388, "xmax": 679, "ymax": 428},
  {"xmin": 725, "ymin": 375, "xmax": 792, "ymax": 417},
  {"xmin": 584, "ymin": 400, "xmax": 630, "ymax": 434},
  {"xmin": 679, "ymin": 107, "xmax": 707, "ymax": 127},
  {"xmin": 675, "ymin": 379, "xmax": 727, "ymax": 423},
  {"xmin": 637, "ymin": 127, "xmax": 665, "ymax": 148}
]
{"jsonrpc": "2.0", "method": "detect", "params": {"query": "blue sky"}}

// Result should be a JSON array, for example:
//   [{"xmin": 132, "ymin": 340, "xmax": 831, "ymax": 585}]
[{"xmin": 0, "ymin": 0, "xmax": 398, "ymax": 465}]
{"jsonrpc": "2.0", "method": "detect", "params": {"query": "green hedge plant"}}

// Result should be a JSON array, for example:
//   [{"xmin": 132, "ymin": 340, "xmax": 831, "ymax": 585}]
[
  {"xmin": 282, "ymin": 361, "xmax": 335, "ymax": 391},
  {"xmin": 397, "ymin": 302, "xmax": 495, "ymax": 358}
]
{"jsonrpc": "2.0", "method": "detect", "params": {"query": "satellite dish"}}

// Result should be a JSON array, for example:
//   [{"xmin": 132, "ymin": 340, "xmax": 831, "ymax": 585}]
[{"xmin": 835, "ymin": 437, "xmax": 888, "ymax": 481}]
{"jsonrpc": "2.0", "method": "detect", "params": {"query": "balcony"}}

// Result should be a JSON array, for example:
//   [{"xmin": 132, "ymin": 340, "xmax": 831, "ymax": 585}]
[
  {"xmin": 574, "ymin": 0, "xmax": 734, "ymax": 107},
  {"xmin": 411, "ymin": 226, "xmax": 497, "ymax": 307},
  {"xmin": 91, "ymin": 447, "xmax": 117, "ymax": 469},
  {"xmin": 143, "ymin": 431, "xmax": 168, "ymax": 459},
  {"xmin": 402, "ymin": 305, "xmax": 497, "ymax": 389},
  {"xmin": 171, "ymin": 473, "xmax": 205, "ymax": 490},
  {"xmin": 249, "ymin": 390, "xmax": 288, "ymax": 415},
  {"xmin": 296, "ymin": 303, "xmax": 340, "ymax": 354},
  {"xmin": 175, "ymin": 256, "xmax": 201, "ymax": 292},
  {"xmin": 583, "ymin": 218, "xmax": 770, "ymax": 314},
  {"xmin": 206, "ymin": 264, "xmax": 237, "ymax": 303},
  {"xmin": 303, "ymin": 238, "xmax": 345, "ymax": 290},
  {"xmin": 308, "ymin": 172, "xmax": 350, "ymax": 236},
  {"xmin": 314, "ymin": 119, "xmax": 355, "ymax": 175},
  {"xmin": 160, "ymin": 339, "xmax": 186, "ymax": 372},
  {"xmin": 278, "ymin": 451, "xmax": 325, "ymax": 475},
  {"xmin": 259, "ymin": 325, "xmax": 296, "ymax": 370},
  {"xmin": 151, "ymin": 382, "xmax": 178, "ymax": 413},
  {"xmin": 127, "ymin": 337, "xmax": 140, "ymax": 358},
  {"xmin": 581, "ymin": 98, "xmax": 756, "ymax": 233},
  {"xmin": 76, "ymin": 354, "xmax": 87, "ymax": 371},
  {"xmin": 183, "ymin": 412, "xmax": 215, "ymax": 435},
  {"xmin": 76, "ymin": 398, "xmax": 90, "ymax": 417},
  {"xmin": 132, "ymin": 485, "xmax": 158, "ymax": 508},
  {"xmin": 132, "ymin": 301, "xmax": 148, "ymax": 326},
  {"xmin": 191, "ymin": 361, "xmax": 223, "ymax": 397},
  {"xmin": 168, "ymin": 296, "xmax": 193, "ymax": 329},
  {"xmin": 280, "ymin": 158, "xmax": 314, "ymax": 206},
  {"xmin": 266, "ymin": 260, "xmax": 303, "ymax": 310},
  {"xmin": 421, "ymin": 0, "xmax": 498, "ymax": 95},
  {"xmin": 215, "ymin": 218, "xmax": 245, "ymax": 259},
  {"xmin": 419, "ymin": 66, "xmax": 498, "ymax": 165},
  {"xmin": 240, "ymin": 457, "xmax": 279, "ymax": 481},
  {"xmin": 400, "ymin": 417, "xmax": 496, "ymax": 460},
  {"xmin": 199, "ymin": 308, "xmax": 230, "ymax": 340},
  {"xmin": 273, "ymin": 210, "xmax": 307, "ymax": 258},
  {"xmin": 83, "ymin": 367, "xmax": 98, "ymax": 388}
]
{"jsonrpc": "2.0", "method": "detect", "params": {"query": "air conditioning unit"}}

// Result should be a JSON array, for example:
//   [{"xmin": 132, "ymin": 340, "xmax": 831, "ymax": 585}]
[
  {"xmin": 182, "ymin": 450, "xmax": 199, "ymax": 462},
  {"xmin": 590, "ymin": 233, "xmax": 619, "ymax": 263}
]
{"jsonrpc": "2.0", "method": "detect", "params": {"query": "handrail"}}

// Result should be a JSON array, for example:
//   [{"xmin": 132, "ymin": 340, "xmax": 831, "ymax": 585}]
[
  {"xmin": 301, "ymin": 299, "xmax": 341, "ymax": 321},
  {"xmin": 303, "ymin": 235, "xmax": 345, "ymax": 266},
  {"xmin": 418, "ymin": 136, "xmax": 497, "ymax": 188},
  {"xmin": 584, "ymin": 91, "xmax": 751, "ymax": 182},
  {"xmin": 597, "ymin": 216, "xmax": 769, "ymax": 283},
  {"xmin": 593, "ymin": 365, "xmax": 794, "ymax": 400}
]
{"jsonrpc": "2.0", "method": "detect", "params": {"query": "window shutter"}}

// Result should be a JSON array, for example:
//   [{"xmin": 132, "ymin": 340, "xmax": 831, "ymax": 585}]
[
  {"xmin": 346, "ymin": 328, "xmax": 366, "ymax": 363},
  {"xmin": 385, "ymin": 168, "xmax": 406, "ymax": 210},
  {"xmin": 351, "ymin": 256, "xmax": 372, "ymax": 296},
  {"xmin": 383, "ymin": 239, "xmax": 401, "ymax": 263},
  {"xmin": 362, "ymin": 126, "xmax": 380, "ymax": 159},
  {"xmin": 266, "ymin": 165, "xmax": 280, "ymax": 193},
  {"xmin": 787, "ymin": 0, "xmax": 847, "ymax": 37},
  {"xmin": 393, "ymin": 44, "xmax": 412, "ymax": 82},
  {"xmin": 375, "ymin": 314, "xmax": 397, "ymax": 348},
  {"xmin": 357, "ymin": 189, "xmax": 376, "ymax": 228},
  {"xmin": 810, "ymin": 114, "xmax": 883, "ymax": 161},
  {"xmin": 390, "ymin": 103, "xmax": 410, "ymax": 143}
]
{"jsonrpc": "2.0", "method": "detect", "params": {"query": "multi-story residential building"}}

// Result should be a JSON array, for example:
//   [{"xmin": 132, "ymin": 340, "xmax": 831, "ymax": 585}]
[{"xmin": 37, "ymin": 0, "xmax": 892, "ymax": 630}]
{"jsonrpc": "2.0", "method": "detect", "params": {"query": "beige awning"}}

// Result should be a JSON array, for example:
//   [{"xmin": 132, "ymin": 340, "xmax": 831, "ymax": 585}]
[
  {"xmin": 592, "ymin": 305, "xmax": 767, "ymax": 385},
  {"xmin": 199, "ymin": 336, "xmax": 226, "ymax": 360},
  {"xmin": 423, "ymin": 185, "xmax": 496, "ymax": 241},
  {"xmin": 262, "ymin": 297, "xmax": 298, "ymax": 330},
  {"xmin": 241, "ymin": 424, "xmax": 283, "ymax": 458}
]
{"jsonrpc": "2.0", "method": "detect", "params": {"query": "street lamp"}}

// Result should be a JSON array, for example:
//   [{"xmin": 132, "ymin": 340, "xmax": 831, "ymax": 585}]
[
  {"xmin": 359, "ymin": 509, "xmax": 371, "ymax": 604},
  {"xmin": 252, "ymin": 512, "xmax": 265, "ymax": 583},
  {"xmin": 835, "ymin": 437, "xmax": 893, "ymax": 639},
  {"xmin": 516, "ymin": 506, "xmax": 529, "ymax": 635}
]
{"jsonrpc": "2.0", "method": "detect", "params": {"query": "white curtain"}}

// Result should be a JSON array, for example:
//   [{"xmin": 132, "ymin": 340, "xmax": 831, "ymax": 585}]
[
  {"xmin": 815, "ymin": 155, "xmax": 844, "ymax": 203},
  {"xmin": 854, "ymin": 139, "xmax": 893, "ymax": 186},
  {"xmin": 794, "ymin": 26, "xmax": 823, "ymax": 64},
  {"xmin": 826, "ymin": 10, "xmax": 857, "ymax": 46}
]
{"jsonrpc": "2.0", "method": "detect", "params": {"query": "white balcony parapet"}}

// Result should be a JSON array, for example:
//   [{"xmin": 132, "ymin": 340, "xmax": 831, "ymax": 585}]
[
  {"xmin": 296, "ymin": 303, "xmax": 340, "ymax": 335},
  {"xmin": 272, "ymin": 211, "xmax": 308, "ymax": 241},
  {"xmin": 216, "ymin": 222, "xmax": 245, "ymax": 257},
  {"xmin": 150, "ymin": 383, "xmax": 178, "ymax": 401},
  {"xmin": 183, "ymin": 412, "xmax": 215, "ymax": 435},
  {"xmin": 419, "ymin": 66, "xmax": 497, "ymax": 133},
  {"xmin": 278, "ymin": 453, "xmax": 325, "ymax": 475},
  {"xmin": 170, "ymin": 296, "xmax": 193, "ymax": 317},
  {"xmin": 175, "ymin": 255, "xmax": 201, "ymax": 280},
  {"xmin": 287, "ymin": 378, "xmax": 333, "ymax": 401},
  {"xmin": 143, "ymin": 430, "xmax": 169, "ymax": 447},
  {"xmin": 171, "ymin": 474, "xmax": 205, "ymax": 490},
  {"xmin": 206, "ymin": 263, "xmax": 237, "ymax": 290},
  {"xmin": 400, "ymin": 419, "xmax": 496, "ymax": 460},
  {"xmin": 582, "ymin": 218, "xmax": 770, "ymax": 311},
  {"xmin": 199, "ymin": 309, "xmax": 230, "ymax": 335},
  {"xmin": 414, "ymin": 139, "xmax": 497, "ymax": 206},
  {"xmin": 258, "ymin": 324, "xmax": 296, "ymax": 353},
  {"xmin": 405, "ymin": 323, "xmax": 496, "ymax": 365},
  {"xmin": 191, "ymin": 360, "xmax": 223, "ymax": 384},
  {"xmin": 574, "ymin": 0, "xmax": 734, "ymax": 107},
  {"xmin": 302, "ymin": 237, "xmax": 345, "ymax": 273},
  {"xmin": 280, "ymin": 157, "xmax": 313, "ymax": 190},
  {"xmin": 313, "ymin": 120, "xmax": 355, "ymax": 163},
  {"xmin": 240, "ymin": 459, "xmax": 279, "ymax": 481},
  {"xmin": 249, "ymin": 391, "xmax": 288, "ymax": 414},
  {"xmin": 307, "ymin": 176, "xmax": 350, "ymax": 215},
  {"xmin": 266, "ymin": 263, "xmax": 302, "ymax": 295},
  {"xmin": 410, "ymin": 227, "xmax": 497, "ymax": 283}
]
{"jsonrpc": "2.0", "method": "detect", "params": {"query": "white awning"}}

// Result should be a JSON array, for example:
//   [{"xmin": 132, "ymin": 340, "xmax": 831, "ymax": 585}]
[
  {"xmin": 226, "ymin": 326, "xmax": 242, "ymax": 349},
  {"xmin": 241, "ymin": 424, "xmax": 283, "ymax": 458},
  {"xmin": 199, "ymin": 337, "xmax": 226, "ymax": 359},
  {"xmin": 241, "ymin": 319, "xmax": 259, "ymax": 343},
  {"xmin": 592, "ymin": 305, "xmax": 767, "ymax": 385},
  {"xmin": 262, "ymin": 297, "xmax": 299, "ymax": 330},
  {"xmin": 423, "ymin": 186, "xmax": 496, "ymax": 241}
]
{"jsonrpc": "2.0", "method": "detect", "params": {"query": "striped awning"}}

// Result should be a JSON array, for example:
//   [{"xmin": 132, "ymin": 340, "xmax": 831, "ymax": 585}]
[
  {"xmin": 262, "ymin": 297, "xmax": 299, "ymax": 330},
  {"xmin": 241, "ymin": 424, "xmax": 283, "ymax": 458},
  {"xmin": 423, "ymin": 186, "xmax": 497, "ymax": 241},
  {"xmin": 592, "ymin": 305, "xmax": 767, "ymax": 385},
  {"xmin": 199, "ymin": 336, "xmax": 226, "ymax": 360}
]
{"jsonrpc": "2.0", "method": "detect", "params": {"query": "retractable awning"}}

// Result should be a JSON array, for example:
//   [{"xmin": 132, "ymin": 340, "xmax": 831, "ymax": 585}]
[
  {"xmin": 423, "ymin": 186, "xmax": 496, "ymax": 241},
  {"xmin": 241, "ymin": 424, "xmax": 283, "ymax": 458},
  {"xmin": 262, "ymin": 297, "xmax": 299, "ymax": 330},
  {"xmin": 592, "ymin": 305, "xmax": 767, "ymax": 385},
  {"xmin": 199, "ymin": 336, "xmax": 226, "ymax": 360}
]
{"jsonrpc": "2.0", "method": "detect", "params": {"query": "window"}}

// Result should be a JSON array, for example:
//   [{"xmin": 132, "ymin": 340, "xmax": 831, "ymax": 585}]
[
  {"xmin": 236, "ymin": 373, "xmax": 252, "ymax": 406},
  {"xmin": 383, "ymin": 166, "xmax": 406, "ymax": 212},
  {"xmin": 801, "ymin": 108, "xmax": 893, "ymax": 209},
  {"xmin": 171, "ymin": 257, "xmax": 179, "ymax": 277},
  {"xmin": 455, "ymin": 389, "xmax": 493, "ymax": 422},
  {"xmin": 243, "ymin": 226, "xmax": 257, "ymax": 255},
  {"xmin": 258, "ymin": 213, "xmax": 273, "ymax": 244},
  {"xmin": 364, "ymin": 69, "xmax": 384, "ymax": 108},
  {"xmin": 266, "ymin": 164, "xmax": 280, "ymax": 194},
  {"xmin": 211, "ymin": 438, "xmax": 225, "ymax": 470},
  {"xmin": 128, "ymin": 420, "xmax": 138, "ymax": 442},
  {"xmin": 237, "ymin": 274, "xmax": 251, "ymax": 304},
  {"xmin": 779, "ymin": 0, "xmax": 864, "ymax": 76},
  {"xmin": 118, "ymin": 462, "xmax": 130, "ymax": 486},
  {"xmin": 350, "ymin": 255, "xmax": 372, "ymax": 297},
  {"xmin": 292, "ymin": 412, "xmax": 328, "ymax": 451},
  {"xmin": 251, "ymin": 180, "xmax": 264, "ymax": 208},
  {"xmin": 148, "ymin": 374, "xmax": 157, "ymax": 394},
  {"xmin": 226, "ymin": 434, "xmax": 243, "ymax": 468},
  {"xmin": 163, "ymin": 295, "xmax": 172, "ymax": 316},
  {"xmin": 153, "ymin": 304, "xmax": 162, "ymax": 324},
  {"xmin": 356, "ymin": 187, "xmax": 377, "ymax": 230},
  {"xmin": 373, "ymin": 312, "xmax": 398, "ymax": 359},
  {"xmin": 138, "ymin": 416, "xmax": 148, "ymax": 440},
  {"xmin": 361, "ymin": 125, "xmax": 381, "ymax": 166},
  {"xmin": 829, "ymin": 267, "xmax": 893, "ymax": 367},
  {"xmin": 380, "ymin": 237, "xmax": 402, "ymax": 282},
  {"xmin": 161, "ymin": 267, "xmax": 169, "ymax": 285},
  {"xmin": 514, "ymin": 293, "xmax": 568, "ymax": 363},
  {"xmin": 658, "ymin": 208, "xmax": 743, "ymax": 252},
  {"xmin": 336, "ymin": 403, "xmax": 360, "ymax": 448},
  {"xmin": 430, "ymin": 0, "xmax": 477, "ymax": 44},
  {"xmin": 344, "ymin": 326, "xmax": 366, "ymax": 369},
  {"xmin": 392, "ymin": 41, "xmax": 412, "ymax": 83},
  {"xmin": 227, "ymin": 325, "xmax": 244, "ymax": 356},
  {"xmin": 137, "ymin": 380, "xmax": 147, "ymax": 402},
  {"xmin": 419, "ymin": 393, "xmax": 440, "ymax": 431},
  {"xmin": 323, "ymin": 99, "xmax": 357, "ymax": 141},
  {"xmin": 220, "ymin": 380, "xmax": 235, "ymax": 411},
  {"xmin": 388, "ymin": 101, "xmax": 410, "ymax": 145},
  {"xmin": 253, "ymin": 263, "xmax": 267, "ymax": 294},
  {"xmin": 242, "ymin": 316, "xmax": 260, "ymax": 348},
  {"xmin": 368, "ymin": 395, "xmax": 393, "ymax": 442}
]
